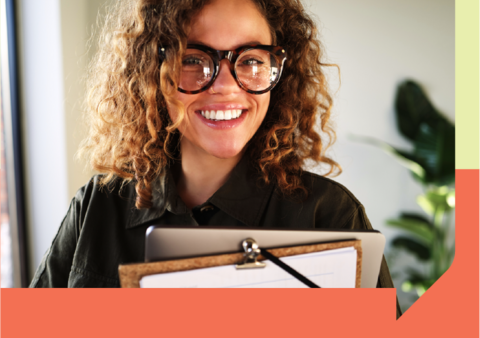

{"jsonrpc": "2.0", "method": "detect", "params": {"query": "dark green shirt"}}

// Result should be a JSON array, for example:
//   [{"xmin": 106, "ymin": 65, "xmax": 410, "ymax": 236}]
[{"xmin": 30, "ymin": 156, "xmax": 401, "ymax": 316}]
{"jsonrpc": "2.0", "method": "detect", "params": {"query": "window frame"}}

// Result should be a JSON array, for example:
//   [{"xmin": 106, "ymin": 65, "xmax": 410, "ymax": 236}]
[{"xmin": 1, "ymin": 0, "xmax": 29, "ymax": 287}]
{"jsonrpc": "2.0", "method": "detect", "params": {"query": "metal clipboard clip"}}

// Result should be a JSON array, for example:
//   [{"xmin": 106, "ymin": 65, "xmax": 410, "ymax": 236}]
[{"xmin": 235, "ymin": 238, "xmax": 267, "ymax": 269}]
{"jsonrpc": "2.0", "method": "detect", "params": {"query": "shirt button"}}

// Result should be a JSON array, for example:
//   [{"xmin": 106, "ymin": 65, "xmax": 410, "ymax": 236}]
[{"xmin": 200, "ymin": 205, "xmax": 215, "ymax": 212}]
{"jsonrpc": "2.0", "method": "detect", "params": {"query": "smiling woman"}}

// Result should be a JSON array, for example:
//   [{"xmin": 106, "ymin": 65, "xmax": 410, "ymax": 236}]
[
  {"xmin": 169, "ymin": 1, "xmax": 280, "ymax": 207},
  {"xmin": 30, "ymin": 0, "xmax": 399, "ymax": 315},
  {"xmin": 79, "ymin": 0, "xmax": 341, "ymax": 210}
]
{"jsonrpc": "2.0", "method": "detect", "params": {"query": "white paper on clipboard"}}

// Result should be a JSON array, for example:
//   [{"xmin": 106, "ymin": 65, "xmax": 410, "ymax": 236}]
[{"xmin": 139, "ymin": 246, "xmax": 357, "ymax": 288}]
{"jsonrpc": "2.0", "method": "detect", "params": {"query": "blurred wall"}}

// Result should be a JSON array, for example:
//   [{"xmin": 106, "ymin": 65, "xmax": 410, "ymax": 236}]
[
  {"xmin": 60, "ymin": 0, "xmax": 92, "ymax": 201},
  {"xmin": 305, "ymin": 0, "xmax": 454, "ymax": 218},
  {"xmin": 61, "ymin": 0, "xmax": 109, "ymax": 200},
  {"xmin": 304, "ymin": 0, "xmax": 454, "ymax": 309}
]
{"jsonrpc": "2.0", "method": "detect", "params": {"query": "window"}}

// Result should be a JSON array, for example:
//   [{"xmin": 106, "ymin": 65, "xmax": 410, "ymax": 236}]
[{"xmin": 1, "ymin": 0, "xmax": 29, "ymax": 287}]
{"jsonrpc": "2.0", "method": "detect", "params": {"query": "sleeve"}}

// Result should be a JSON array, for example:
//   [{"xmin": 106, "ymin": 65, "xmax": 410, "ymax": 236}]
[
  {"xmin": 343, "ymin": 204, "xmax": 403, "ymax": 319},
  {"xmin": 29, "ymin": 196, "xmax": 81, "ymax": 288}
]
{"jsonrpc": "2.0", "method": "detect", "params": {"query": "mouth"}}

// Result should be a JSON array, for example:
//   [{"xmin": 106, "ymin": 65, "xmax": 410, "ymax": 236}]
[
  {"xmin": 195, "ymin": 109, "xmax": 248, "ymax": 129},
  {"xmin": 199, "ymin": 109, "xmax": 245, "ymax": 121}
]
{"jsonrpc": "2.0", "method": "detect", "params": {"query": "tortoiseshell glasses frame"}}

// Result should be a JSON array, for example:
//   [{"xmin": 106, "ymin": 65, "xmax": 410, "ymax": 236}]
[{"xmin": 159, "ymin": 44, "xmax": 287, "ymax": 95}]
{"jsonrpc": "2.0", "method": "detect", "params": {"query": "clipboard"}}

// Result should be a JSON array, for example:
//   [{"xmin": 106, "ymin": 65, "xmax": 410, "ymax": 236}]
[
  {"xmin": 143, "ymin": 226, "xmax": 385, "ymax": 287},
  {"xmin": 118, "ymin": 239, "xmax": 362, "ymax": 288}
]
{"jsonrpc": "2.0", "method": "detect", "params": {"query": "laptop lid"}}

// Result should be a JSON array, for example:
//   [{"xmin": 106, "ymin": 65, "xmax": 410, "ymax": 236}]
[{"xmin": 145, "ymin": 226, "xmax": 385, "ymax": 288}]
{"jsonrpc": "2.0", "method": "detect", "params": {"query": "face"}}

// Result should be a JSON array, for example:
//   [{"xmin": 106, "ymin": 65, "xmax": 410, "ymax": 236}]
[{"xmin": 167, "ymin": 0, "xmax": 272, "ymax": 160}]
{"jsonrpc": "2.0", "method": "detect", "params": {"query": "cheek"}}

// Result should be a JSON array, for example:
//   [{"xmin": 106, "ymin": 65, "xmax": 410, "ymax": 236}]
[
  {"xmin": 256, "ymin": 93, "xmax": 271, "ymax": 121},
  {"xmin": 166, "ymin": 107, "xmax": 178, "ymax": 124}
]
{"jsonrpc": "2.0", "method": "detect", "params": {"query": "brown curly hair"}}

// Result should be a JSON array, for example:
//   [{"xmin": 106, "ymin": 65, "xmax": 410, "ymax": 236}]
[{"xmin": 79, "ymin": 0, "xmax": 341, "ymax": 209}]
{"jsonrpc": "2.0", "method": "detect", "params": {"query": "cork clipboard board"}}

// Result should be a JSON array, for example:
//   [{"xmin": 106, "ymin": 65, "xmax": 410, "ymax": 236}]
[{"xmin": 119, "ymin": 239, "xmax": 362, "ymax": 288}]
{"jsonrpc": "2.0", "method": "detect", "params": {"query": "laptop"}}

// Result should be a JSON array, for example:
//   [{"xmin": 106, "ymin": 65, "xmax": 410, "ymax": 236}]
[{"xmin": 145, "ymin": 226, "xmax": 386, "ymax": 288}]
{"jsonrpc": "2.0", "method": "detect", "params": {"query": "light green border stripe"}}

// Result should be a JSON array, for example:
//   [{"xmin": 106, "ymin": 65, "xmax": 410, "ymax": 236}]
[{"xmin": 456, "ymin": 0, "xmax": 479, "ymax": 169}]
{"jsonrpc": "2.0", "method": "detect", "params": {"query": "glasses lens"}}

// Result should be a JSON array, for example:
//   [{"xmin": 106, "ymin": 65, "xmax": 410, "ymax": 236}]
[
  {"xmin": 179, "ymin": 49, "xmax": 214, "ymax": 92},
  {"xmin": 235, "ymin": 49, "xmax": 279, "ymax": 92}
]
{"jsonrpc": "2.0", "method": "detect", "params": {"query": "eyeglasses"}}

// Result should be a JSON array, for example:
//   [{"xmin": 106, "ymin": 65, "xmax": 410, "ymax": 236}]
[{"xmin": 159, "ymin": 44, "xmax": 287, "ymax": 95}]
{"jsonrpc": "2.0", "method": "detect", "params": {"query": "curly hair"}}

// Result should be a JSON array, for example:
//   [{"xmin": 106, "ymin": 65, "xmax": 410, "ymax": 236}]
[{"xmin": 79, "ymin": 0, "xmax": 341, "ymax": 209}]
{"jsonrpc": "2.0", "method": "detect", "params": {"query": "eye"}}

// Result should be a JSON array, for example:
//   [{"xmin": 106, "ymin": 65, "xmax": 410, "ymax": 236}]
[
  {"xmin": 242, "ymin": 58, "xmax": 264, "ymax": 66},
  {"xmin": 183, "ymin": 56, "xmax": 204, "ymax": 65}
]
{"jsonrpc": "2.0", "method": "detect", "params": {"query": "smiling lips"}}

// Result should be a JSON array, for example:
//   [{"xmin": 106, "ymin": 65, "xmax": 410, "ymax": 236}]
[{"xmin": 201, "ymin": 109, "xmax": 244, "ymax": 121}]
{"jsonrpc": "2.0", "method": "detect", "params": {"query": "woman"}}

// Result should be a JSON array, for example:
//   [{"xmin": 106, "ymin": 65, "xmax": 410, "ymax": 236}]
[{"xmin": 30, "ymin": 0, "xmax": 400, "ymax": 316}]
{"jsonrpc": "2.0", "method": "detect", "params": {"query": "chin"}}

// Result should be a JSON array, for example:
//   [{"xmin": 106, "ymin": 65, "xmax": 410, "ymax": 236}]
[{"xmin": 205, "ymin": 142, "xmax": 245, "ymax": 160}]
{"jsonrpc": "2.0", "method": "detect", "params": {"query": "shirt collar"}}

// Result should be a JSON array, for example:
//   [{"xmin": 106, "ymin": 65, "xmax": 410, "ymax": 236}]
[
  {"xmin": 126, "ymin": 155, "xmax": 275, "ymax": 229},
  {"xmin": 208, "ymin": 156, "xmax": 275, "ymax": 227}
]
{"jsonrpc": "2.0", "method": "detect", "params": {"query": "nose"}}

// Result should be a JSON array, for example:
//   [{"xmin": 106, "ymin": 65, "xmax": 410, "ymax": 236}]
[{"xmin": 209, "ymin": 59, "xmax": 241, "ymax": 95}]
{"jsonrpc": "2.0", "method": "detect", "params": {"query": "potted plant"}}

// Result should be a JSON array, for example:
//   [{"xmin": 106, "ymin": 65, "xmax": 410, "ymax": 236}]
[{"xmin": 353, "ymin": 80, "xmax": 455, "ymax": 298}]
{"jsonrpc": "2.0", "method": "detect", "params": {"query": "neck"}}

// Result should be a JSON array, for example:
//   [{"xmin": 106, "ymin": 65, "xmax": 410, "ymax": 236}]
[{"xmin": 176, "ymin": 140, "xmax": 243, "ymax": 209}]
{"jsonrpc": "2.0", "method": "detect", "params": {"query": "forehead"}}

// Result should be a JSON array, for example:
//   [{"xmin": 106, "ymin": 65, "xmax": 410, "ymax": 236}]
[{"xmin": 188, "ymin": 0, "xmax": 272, "ymax": 50}]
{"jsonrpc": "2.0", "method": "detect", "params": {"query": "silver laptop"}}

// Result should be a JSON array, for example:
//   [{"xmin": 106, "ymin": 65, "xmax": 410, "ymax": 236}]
[{"xmin": 145, "ymin": 226, "xmax": 386, "ymax": 288}]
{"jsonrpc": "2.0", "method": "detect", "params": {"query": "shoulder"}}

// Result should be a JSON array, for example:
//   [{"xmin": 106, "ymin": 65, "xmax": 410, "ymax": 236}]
[
  {"xmin": 71, "ymin": 175, "xmax": 136, "ymax": 228},
  {"xmin": 74, "ymin": 174, "xmax": 135, "ymax": 205},
  {"xmin": 30, "ymin": 175, "xmax": 140, "ymax": 288},
  {"xmin": 261, "ymin": 170, "xmax": 370, "ymax": 230},
  {"xmin": 300, "ymin": 171, "xmax": 372, "ymax": 230},
  {"xmin": 300, "ymin": 171, "xmax": 362, "ymax": 208}
]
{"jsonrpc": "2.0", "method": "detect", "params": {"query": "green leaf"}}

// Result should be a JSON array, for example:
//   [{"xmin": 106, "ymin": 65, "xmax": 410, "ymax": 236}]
[
  {"xmin": 415, "ymin": 283, "xmax": 428, "ymax": 297},
  {"xmin": 425, "ymin": 188, "xmax": 452, "ymax": 210},
  {"xmin": 399, "ymin": 212, "xmax": 433, "ymax": 226},
  {"xmin": 394, "ymin": 80, "xmax": 455, "ymax": 186},
  {"xmin": 391, "ymin": 236, "xmax": 431, "ymax": 260},
  {"xmin": 417, "ymin": 195, "xmax": 435, "ymax": 216},
  {"xmin": 386, "ymin": 217, "xmax": 434, "ymax": 243},
  {"xmin": 403, "ymin": 277, "xmax": 435, "ymax": 297},
  {"xmin": 446, "ymin": 190, "xmax": 455, "ymax": 208},
  {"xmin": 395, "ymin": 80, "xmax": 443, "ymax": 142},
  {"xmin": 414, "ymin": 122, "xmax": 455, "ymax": 186},
  {"xmin": 417, "ymin": 188, "xmax": 454, "ymax": 216},
  {"xmin": 401, "ymin": 280, "xmax": 414, "ymax": 292},
  {"xmin": 404, "ymin": 268, "xmax": 428, "ymax": 284}
]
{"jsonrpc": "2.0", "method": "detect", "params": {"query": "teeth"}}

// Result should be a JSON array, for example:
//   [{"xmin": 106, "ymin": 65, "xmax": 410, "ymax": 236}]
[{"xmin": 202, "ymin": 109, "xmax": 244, "ymax": 121}]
